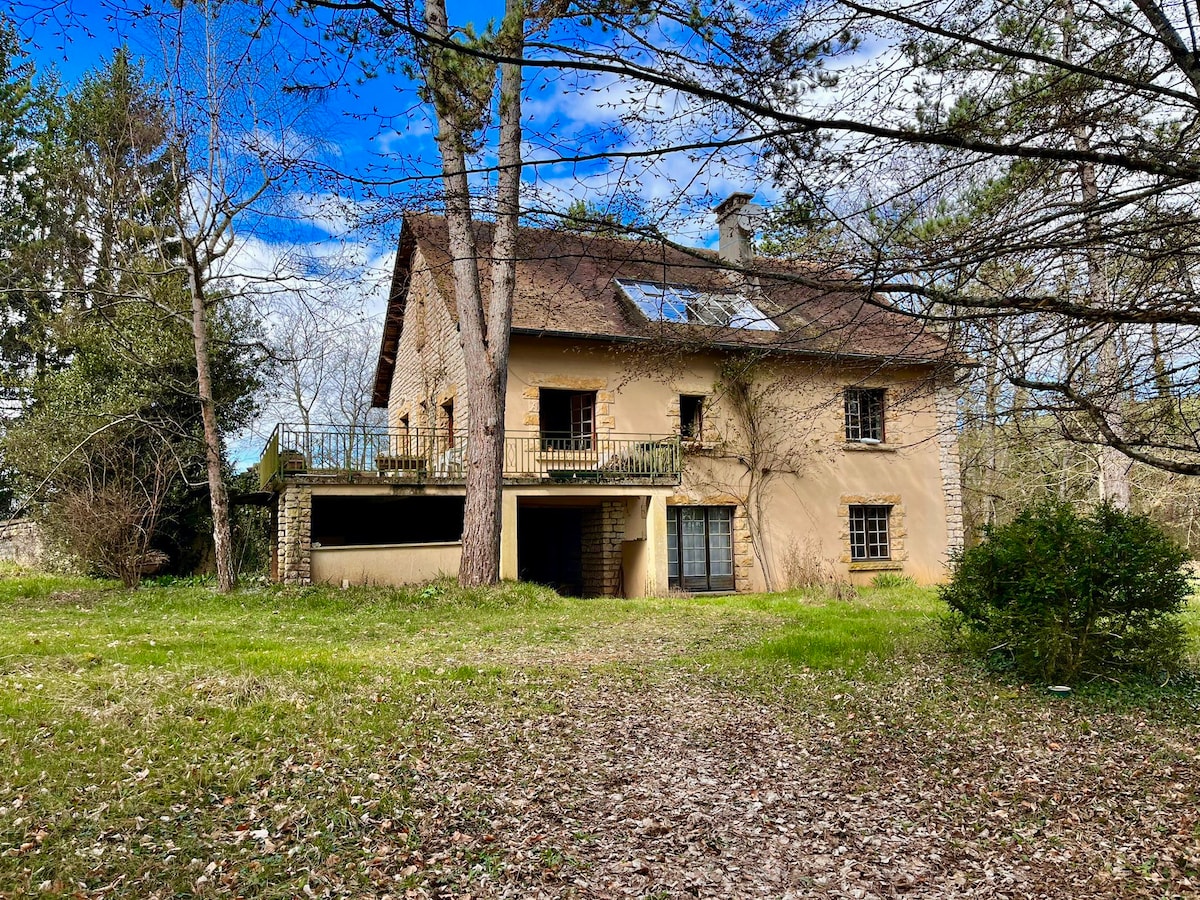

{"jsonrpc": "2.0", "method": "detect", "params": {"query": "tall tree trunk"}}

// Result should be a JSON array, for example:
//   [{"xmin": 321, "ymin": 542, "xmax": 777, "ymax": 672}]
[
  {"xmin": 424, "ymin": 0, "xmax": 524, "ymax": 585},
  {"xmin": 1074, "ymin": 146, "xmax": 1131, "ymax": 508},
  {"xmin": 184, "ymin": 238, "xmax": 236, "ymax": 592},
  {"xmin": 1063, "ymin": 0, "xmax": 1131, "ymax": 508},
  {"xmin": 983, "ymin": 318, "xmax": 1000, "ymax": 526}
]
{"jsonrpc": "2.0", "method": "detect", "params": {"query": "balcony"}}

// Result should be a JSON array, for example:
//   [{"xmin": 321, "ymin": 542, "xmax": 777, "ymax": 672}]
[{"xmin": 258, "ymin": 424, "xmax": 682, "ymax": 489}]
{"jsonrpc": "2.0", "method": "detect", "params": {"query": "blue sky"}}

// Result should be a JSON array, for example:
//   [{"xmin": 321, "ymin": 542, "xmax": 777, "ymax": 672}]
[{"xmin": 18, "ymin": 0, "xmax": 764, "ymax": 256}]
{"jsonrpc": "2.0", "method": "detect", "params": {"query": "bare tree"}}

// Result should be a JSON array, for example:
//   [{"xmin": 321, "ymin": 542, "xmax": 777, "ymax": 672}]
[
  {"xmin": 146, "ymin": 0, "xmax": 325, "ymax": 590},
  {"xmin": 301, "ymin": 0, "xmax": 528, "ymax": 584},
  {"xmin": 262, "ymin": 300, "xmax": 387, "ymax": 433}
]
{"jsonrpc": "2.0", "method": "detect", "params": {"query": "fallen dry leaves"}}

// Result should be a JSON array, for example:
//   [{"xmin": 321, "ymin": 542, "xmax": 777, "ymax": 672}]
[
  {"xmin": 298, "ymin": 666, "xmax": 1199, "ymax": 900},
  {"xmin": 3, "ymin": 594, "xmax": 1198, "ymax": 899}
]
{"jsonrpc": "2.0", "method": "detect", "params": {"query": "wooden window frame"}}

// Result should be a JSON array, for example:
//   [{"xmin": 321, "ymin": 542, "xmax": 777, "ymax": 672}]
[
  {"xmin": 539, "ymin": 388, "xmax": 597, "ymax": 450},
  {"xmin": 844, "ymin": 388, "xmax": 885, "ymax": 442},
  {"xmin": 849, "ymin": 505, "xmax": 891, "ymax": 561}
]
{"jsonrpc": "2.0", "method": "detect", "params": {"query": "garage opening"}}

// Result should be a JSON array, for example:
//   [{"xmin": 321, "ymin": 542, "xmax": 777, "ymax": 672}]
[
  {"xmin": 311, "ymin": 495, "xmax": 465, "ymax": 546},
  {"xmin": 518, "ymin": 506, "xmax": 585, "ymax": 597}
]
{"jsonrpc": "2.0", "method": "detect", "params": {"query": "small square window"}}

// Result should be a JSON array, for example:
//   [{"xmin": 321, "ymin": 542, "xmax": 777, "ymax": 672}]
[
  {"xmin": 845, "ymin": 388, "xmax": 885, "ymax": 442},
  {"xmin": 849, "ymin": 505, "xmax": 891, "ymax": 561},
  {"xmin": 679, "ymin": 395, "xmax": 704, "ymax": 440}
]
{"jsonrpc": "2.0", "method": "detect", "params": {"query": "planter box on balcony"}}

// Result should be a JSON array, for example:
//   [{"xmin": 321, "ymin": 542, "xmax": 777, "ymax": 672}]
[
  {"xmin": 376, "ymin": 454, "xmax": 427, "ymax": 477},
  {"xmin": 281, "ymin": 450, "xmax": 307, "ymax": 474},
  {"xmin": 547, "ymin": 469, "xmax": 604, "ymax": 482}
]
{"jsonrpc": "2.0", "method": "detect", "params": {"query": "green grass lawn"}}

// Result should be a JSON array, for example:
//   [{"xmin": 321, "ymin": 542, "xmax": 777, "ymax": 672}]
[{"xmin": 0, "ymin": 572, "xmax": 1197, "ymax": 898}]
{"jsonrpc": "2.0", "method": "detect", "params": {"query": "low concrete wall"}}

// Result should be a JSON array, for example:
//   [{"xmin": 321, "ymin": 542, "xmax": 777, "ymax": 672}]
[{"xmin": 310, "ymin": 542, "xmax": 462, "ymax": 586}]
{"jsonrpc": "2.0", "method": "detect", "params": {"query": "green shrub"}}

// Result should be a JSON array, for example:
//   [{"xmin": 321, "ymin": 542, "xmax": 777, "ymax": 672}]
[{"xmin": 940, "ymin": 500, "xmax": 1192, "ymax": 683}]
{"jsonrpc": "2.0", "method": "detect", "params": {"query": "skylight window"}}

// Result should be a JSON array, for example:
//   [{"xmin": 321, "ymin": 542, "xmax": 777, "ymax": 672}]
[{"xmin": 616, "ymin": 279, "xmax": 779, "ymax": 332}]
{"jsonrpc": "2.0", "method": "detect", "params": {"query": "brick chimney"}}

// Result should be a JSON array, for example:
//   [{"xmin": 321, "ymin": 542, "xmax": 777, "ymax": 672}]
[{"xmin": 713, "ymin": 192, "xmax": 757, "ymax": 266}]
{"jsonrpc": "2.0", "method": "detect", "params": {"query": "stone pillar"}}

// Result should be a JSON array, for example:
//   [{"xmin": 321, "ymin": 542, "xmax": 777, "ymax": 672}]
[
  {"xmin": 732, "ymin": 503, "xmax": 756, "ymax": 591},
  {"xmin": 580, "ymin": 500, "xmax": 626, "ymax": 597},
  {"xmin": 278, "ymin": 483, "xmax": 313, "ymax": 586},
  {"xmin": 270, "ymin": 501, "xmax": 279, "ymax": 581},
  {"xmin": 935, "ymin": 380, "xmax": 965, "ymax": 556}
]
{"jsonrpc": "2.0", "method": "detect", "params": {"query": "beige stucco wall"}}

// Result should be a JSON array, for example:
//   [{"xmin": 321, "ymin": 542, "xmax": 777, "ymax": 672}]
[
  {"xmin": 311, "ymin": 542, "xmax": 462, "ymax": 586},
  {"xmin": 505, "ymin": 336, "xmax": 955, "ymax": 589}
]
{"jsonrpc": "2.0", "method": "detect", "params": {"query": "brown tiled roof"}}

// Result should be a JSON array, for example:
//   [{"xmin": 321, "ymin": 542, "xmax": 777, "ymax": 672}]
[{"xmin": 372, "ymin": 213, "xmax": 950, "ymax": 406}]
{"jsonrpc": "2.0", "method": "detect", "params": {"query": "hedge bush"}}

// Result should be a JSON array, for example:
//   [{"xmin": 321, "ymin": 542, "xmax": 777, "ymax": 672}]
[{"xmin": 940, "ymin": 500, "xmax": 1193, "ymax": 683}]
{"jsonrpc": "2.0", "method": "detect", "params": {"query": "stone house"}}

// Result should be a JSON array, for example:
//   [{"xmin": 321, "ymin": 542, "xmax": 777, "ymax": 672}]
[{"xmin": 261, "ymin": 195, "xmax": 963, "ymax": 594}]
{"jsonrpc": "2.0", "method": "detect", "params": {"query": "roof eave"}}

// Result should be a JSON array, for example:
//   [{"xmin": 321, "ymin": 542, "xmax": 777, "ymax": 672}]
[
  {"xmin": 371, "ymin": 223, "xmax": 420, "ymax": 408},
  {"xmin": 510, "ymin": 326, "xmax": 957, "ymax": 366}
]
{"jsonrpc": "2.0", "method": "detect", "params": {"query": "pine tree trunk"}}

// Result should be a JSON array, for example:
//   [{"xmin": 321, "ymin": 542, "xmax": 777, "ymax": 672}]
[
  {"xmin": 425, "ymin": 0, "xmax": 523, "ymax": 586},
  {"xmin": 184, "ymin": 239, "xmax": 236, "ymax": 592},
  {"xmin": 459, "ymin": 364, "xmax": 507, "ymax": 585}
]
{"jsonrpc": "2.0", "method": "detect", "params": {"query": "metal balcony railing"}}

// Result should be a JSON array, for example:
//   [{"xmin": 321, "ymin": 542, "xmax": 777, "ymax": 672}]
[{"xmin": 258, "ymin": 424, "xmax": 682, "ymax": 489}]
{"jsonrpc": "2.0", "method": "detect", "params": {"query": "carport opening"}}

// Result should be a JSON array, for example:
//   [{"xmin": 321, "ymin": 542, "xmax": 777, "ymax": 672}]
[
  {"xmin": 518, "ymin": 506, "xmax": 585, "ymax": 597},
  {"xmin": 311, "ymin": 495, "xmax": 465, "ymax": 546}
]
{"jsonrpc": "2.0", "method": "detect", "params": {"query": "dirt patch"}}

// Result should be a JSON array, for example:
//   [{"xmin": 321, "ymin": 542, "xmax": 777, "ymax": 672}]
[{"xmin": 42, "ymin": 588, "xmax": 113, "ymax": 608}]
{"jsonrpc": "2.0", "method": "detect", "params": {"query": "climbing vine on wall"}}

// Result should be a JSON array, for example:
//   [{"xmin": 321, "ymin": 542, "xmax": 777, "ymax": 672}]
[{"xmin": 715, "ymin": 356, "xmax": 814, "ymax": 591}]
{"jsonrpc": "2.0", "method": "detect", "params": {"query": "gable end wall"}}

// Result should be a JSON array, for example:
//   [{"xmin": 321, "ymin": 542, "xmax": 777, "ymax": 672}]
[{"xmin": 387, "ymin": 251, "xmax": 469, "ymax": 428}]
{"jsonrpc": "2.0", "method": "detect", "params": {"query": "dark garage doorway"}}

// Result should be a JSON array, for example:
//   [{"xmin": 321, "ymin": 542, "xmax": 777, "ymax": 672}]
[{"xmin": 518, "ymin": 506, "xmax": 584, "ymax": 597}]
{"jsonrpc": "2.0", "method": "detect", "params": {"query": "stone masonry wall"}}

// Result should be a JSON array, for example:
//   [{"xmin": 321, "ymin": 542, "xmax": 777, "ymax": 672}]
[
  {"xmin": 0, "ymin": 519, "xmax": 43, "ymax": 568},
  {"xmin": 581, "ymin": 500, "xmax": 625, "ymax": 597},
  {"xmin": 278, "ymin": 484, "xmax": 312, "ymax": 586},
  {"xmin": 388, "ymin": 257, "xmax": 469, "ymax": 431},
  {"xmin": 731, "ymin": 504, "xmax": 755, "ymax": 591},
  {"xmin": 935, "ymin": 379, "xmax": 965, "ymax": 555}
]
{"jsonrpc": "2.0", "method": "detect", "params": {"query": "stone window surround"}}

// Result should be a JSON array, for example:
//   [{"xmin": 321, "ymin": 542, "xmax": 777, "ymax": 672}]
[
  {"xmin": 520, "ymin": 376, "xmax": 615, "ymax": 434},
  {"xmin": 838, "ymin": 493, "xmax": 907, "ymax": 572},
  {"xmin": 666, "ymin": 393, "xmax": 721, "ymax": 447},
  {"xmin": 667, "ymin": 505, "xmax": 735, "ymax": 592},
  {"xmin": 842, "ymin": 384, "xmax": 903, "ymax": 447}
]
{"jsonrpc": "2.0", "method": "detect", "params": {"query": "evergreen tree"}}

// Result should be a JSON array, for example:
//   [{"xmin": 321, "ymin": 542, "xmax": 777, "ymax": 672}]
[
  {"xmin": 1, "ymin": 48, "xmax": 263, "ymax": 579},
  {"xmin": 0, "ymin": 16, "xmax": 62, "ymax": 403}
]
